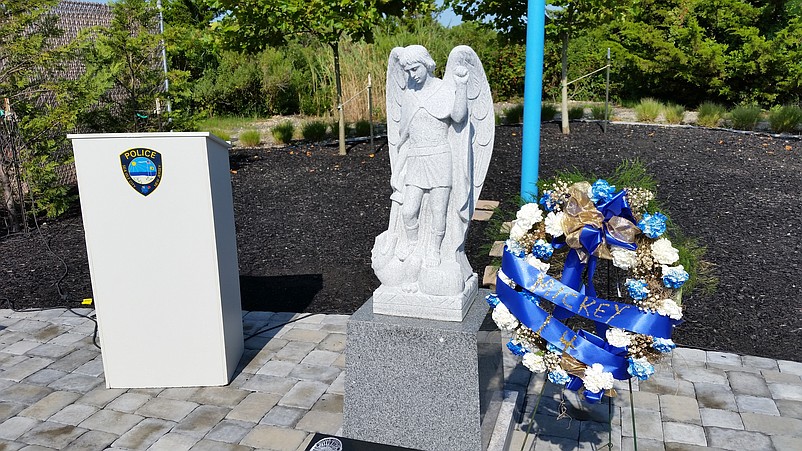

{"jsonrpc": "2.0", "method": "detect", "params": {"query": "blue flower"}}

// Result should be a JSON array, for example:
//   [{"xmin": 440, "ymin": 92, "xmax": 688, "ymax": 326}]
[
  {"xmin": 546, "ymin": 343, "xmax": 563, "ymax": 355},
  {"xmin": 531, "ymin": 239, "xmax": 554, "ymax": 260},
  {"xmin": 627, "ymin": 357, "xmax": 655, "ymax": 381},
  {"xmin": 548, "ymin": 369, "xmax": 572, "ymax": 386},
  {"xmin": 652, "ymin": 338, "xmax": 676, "ymax": 353},
  {"xmin": 505, "ymin": 239, "xmax": 527, "ymax": 258},
  {"xmin": 539, "ymin": 191, "xmax": 557, "ymax": 212},
  {"xmin": 486, "ymin": 293, "xmax": 500, "ymax": 308},
  {"xmin": 662, "ymin": 266, "xmax": 689, "ymax": 289},
  {"xmin": 507, "ymin": 339, "xmax": 527, "ymax": 356},
  {"xmin": 638, "ymin": 212, "xmax": 668, "ymax": 238},
  {"xmin": 589, "ymin": 179, "xmax": 616, "ymax": 204},
  {"xmin": 625, "ymin": 278, "xmax": 650, "ymax": 300}
]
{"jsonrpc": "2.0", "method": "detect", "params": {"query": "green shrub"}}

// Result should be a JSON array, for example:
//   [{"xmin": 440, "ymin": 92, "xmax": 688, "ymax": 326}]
[
  {"xmin": 301, "ymin": 120, "xmax": 328, "ymax": 141},
  {"xmin": 503, "ymin": 104, "xmax": 524, "ymax": 124},
  {"xmin": 728, "ymin": 104, "xmax": 762, "ymax": 131},
  {"xmin": 238, "ymin": 129, "xmax": 261, "ymax": 147},
  {"xmin": 208, "ymin": 128, "xmax": 231, "ymax": 142},
  {"xmin": 663, "ymin": 103, "xmax": 685, "ymax": 124},
  {"xmin": 634, "ymin": 98, "xmax": 662, "ymax": 122},
  {"xmin": 541, "ymin": 103, "xmax": 558, "ymax": 121},
  {"xmin": 568, "ymin": 106, "xmax": 585, "ymax": 120},
  {"xmin": 591, "ymin": 105, "xmax": 607, "ymax": 120},
  {"xmin": 271, "ymin": 121, "xmax": 295, "ymax": 144},
  {"xmin": 354, "ymin": 119, "xmax": 372, "ymax": 137},
  {"xmin": 696, "ymin": 102, "xmax": 727, "ymax": 127},
  {"xmin": 768, "ymin": 105, "xmax": 802, "ymax": 133}
]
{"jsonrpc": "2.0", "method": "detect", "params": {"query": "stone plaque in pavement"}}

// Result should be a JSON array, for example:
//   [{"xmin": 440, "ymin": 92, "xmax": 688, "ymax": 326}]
[{"xmin": 304, "ymin": 433, "xmax": 420, "ymax": 451}]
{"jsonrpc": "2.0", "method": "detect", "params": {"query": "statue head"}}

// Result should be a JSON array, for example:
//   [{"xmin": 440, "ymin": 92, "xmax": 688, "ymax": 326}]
[{"xmin": 400, "ymin": 45, "xmax": 436, "ymax": 77}]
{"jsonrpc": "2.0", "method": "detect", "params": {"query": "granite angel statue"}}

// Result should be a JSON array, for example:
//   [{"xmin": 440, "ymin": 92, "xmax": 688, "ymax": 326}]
[{"xmin": 371, "ymin": 45, "xmax": 494, "ymax": 319}]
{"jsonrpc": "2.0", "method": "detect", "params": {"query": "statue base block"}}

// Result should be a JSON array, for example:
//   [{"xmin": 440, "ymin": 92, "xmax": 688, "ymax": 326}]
[
  {"xmin": 372, "ymin": 273, "xmax": 478, "ymax": 322},
  {"xmin": 344, "ymin": 292, "xmax": 503, "ymax": 451}
]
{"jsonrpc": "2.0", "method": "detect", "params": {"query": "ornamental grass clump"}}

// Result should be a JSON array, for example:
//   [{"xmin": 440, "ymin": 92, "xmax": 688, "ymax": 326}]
[
  {"xmin": 541, "ymin": 103, "xmax": 558, "ymax": 121},
  {"xmin": 238, "ymin": 129, "xmax": 261, "ymax": 147},
  {"xmin": 503, "ymin": 104, "xmax": 524, "ymax": 124},
  {"xmin": 768, "ymin": 105, "xmax": 802, "ymax": 134},
  {"xmin": 568, "ymin": 106, "xmax": 585, "ymax": 120},
  {"xmin": 354, "ymin": 119, "xmax": 372, "ymax": 137},
  {"xmin": 271, "ymin": 121, "xmax": 295, "ymax": 144},
  {"xmin": 209, "ymin": 128, "xmax": 231, "ymax": 142},
  {"xmin": 301, "ymin": 120, "xmax": 327, "ymax": 141},
  {"xmin": 663, "ymin": 103, "xmax": 685, "ymax": 124},
  {"xmin": 696, "ymin": 102, "xmax": 727, "ymax": 127},
  {"xmin": 591, "ymin": 105, "xmax": 607, "ymax": 120},
  {"xmin": 728, "ymin": 104, "xmax": 762, "ymax": 131},
  {"xmin": 634, "ymin": 98, "xmax": 662, "ymax": 122}
]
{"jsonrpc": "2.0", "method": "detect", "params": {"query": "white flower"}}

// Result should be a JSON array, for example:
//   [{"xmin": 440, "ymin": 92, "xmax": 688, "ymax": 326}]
[
  {"xmin": 610, "ymin": 246, "xmax": 638, "ymax": 270},
  {"xmin": 497, "ymin": 270, "xmax": 515, "ymax": 288},
  {"xmin": 544, "ymin": 211, "xmax": 565, "ymax": 238},
  {"xmin": 651, "ymin": 238, "xmax": 679, "ymax": 265},
  {"xmin": 517, "ymin": 203, "xmax": 544, "ymax": 225},
  {"xmin": 606, "ymin": 328, "xmax": 632, "ymax": 348},
  {"xmin": 583, "ymin": 363, "xmax": 615, "ymax": 393},
  {"xmin": 509, "ymin": 222, "xmax": 530, "ymax": 241},
  {"xmin": 525, "ymin": 255, "xmax": 550, "ymax": 273},
  {"xmin": 657, "ymin": 298, "xmax": 683, "ymax": 320},
  {"xmin": 492, "ymin": 303, "xmax": 519, "ymax": 331},
  {"xmin": 522, "ymin": 352, "xmax": 547, "ymax": 373}
]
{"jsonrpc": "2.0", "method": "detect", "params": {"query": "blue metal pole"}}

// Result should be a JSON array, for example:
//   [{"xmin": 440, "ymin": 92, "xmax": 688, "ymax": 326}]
[{"xmin": 521, "ymin": 0, "xmax": 546, "ymax": 200}]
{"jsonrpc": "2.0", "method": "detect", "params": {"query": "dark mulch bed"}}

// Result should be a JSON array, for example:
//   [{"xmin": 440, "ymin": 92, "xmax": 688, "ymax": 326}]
[{"xmin": 2, "ymin": 122, "xmax": 801, "ymax": 361}]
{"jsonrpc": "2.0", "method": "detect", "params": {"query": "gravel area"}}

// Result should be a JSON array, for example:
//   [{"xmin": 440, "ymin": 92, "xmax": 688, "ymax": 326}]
[{"xmin": 2, "ymin": 121, "xmax": 800, "ymax": 361}]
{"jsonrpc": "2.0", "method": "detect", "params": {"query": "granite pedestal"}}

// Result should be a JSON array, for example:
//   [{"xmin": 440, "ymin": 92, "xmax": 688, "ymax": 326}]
[{"xmin": 343, "ymin": 291, "xmax": 503, "ymax": 451}]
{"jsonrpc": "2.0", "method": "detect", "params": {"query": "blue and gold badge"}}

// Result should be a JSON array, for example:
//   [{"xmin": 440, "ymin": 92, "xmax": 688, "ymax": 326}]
[{"xmin": 120, "ymin": 148, "xmax": 162, "ymax": 196}]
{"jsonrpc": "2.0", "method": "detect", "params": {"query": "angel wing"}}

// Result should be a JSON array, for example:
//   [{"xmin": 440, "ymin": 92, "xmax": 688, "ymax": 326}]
[
  {"xmin": 386, "ymin": 47, "xmax": 407, "ymax": 197},
  {"xmin": 444, "ymin": 45, "xmax": 495, "ymax": 206}
]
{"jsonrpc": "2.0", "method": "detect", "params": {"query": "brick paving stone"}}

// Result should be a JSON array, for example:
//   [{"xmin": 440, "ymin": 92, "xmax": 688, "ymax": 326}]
[
  {"xmin": 523, "ymin": 413, "xmax": 581, "ymax": 440},
  {"xmin": 23, "ymin": 368, "xmax": 68, "ymax": 386},
  {"xmin": 74, "ymin": 357, "xmax": 104, "ymax": 377},
  {"xmin": 662, "ymin": 422, "xmax": 706, "ymax": 446},
  {"xmin": 257, "ymin": 360, "xmax": 297, "ymax": 377},
  {"xmin": 778, "ymin": 360, "xmax": 802, "ymax": 376},
  {"xmin": 621, "ymin": 437, "xmax": 666, "ymax": 451},
  {"xmin": 761, "ymin": 370, "xmax": 802, "ymax": 384},
  {"xmin": 112, "ymin": 417, "xmax": 175, "ymax": 449},
  {"xmin": 0, "ymin": 416, "xmax": 40, "ymax": 440},
  {"xmin": 728, "ymin": 371, "xmax": 771, "ymax": 397},
  {"xmin": 671, "ymin": 346, "xmax": 707, "ymax": 364},
  {"xmin": 47, "ymin": 349, "xmax": 99, "ymax": 373},
  {"xmin": 279, "ymin": 381, "xmax": 327, "ymax": 410},
  {"xmin": 768, "ymin": 382, "xmax": 802, "ymax": 402},
  {"xmin": 79, "ymin": 409, "xmax": 144, "ymax": 435},
  {"xmin": 240, "ymin": 349, "xmax": 277, "ymax": 374},
  {"xmin": 47, "ymin": 333, "xmax": 88, "ymax": 347},
  {"xmin": 699, "ymin": 408, "xmax": 743, "ymax": 429},
  {"xmin": 327, "ymin": 372, "xmax": 345, "ymax": 395},
  {"xmin": 295, "ymin": 410, "xmax": 342, "ymax": 435},
  {"xmin": 158, "ymin": 387, "xmax": 199, "ymax": 401},
  {"xmin": 693, "ymin": 383, "xmax": 737, "ymax": 410},
  {"xmin": 27, "ymin": 342, "xmax": 73, "ymax": 359},
  {"xmin": 660, "ymin": 395, "xmax": 701, "ymax": 424},
  {"xmin": 1, "ymin": 357, "xmax": 53, "ymax": 382},
  {"xmin": 129, "ymin": 387, "xmax": 164, "ymax": 397},
  {"xmin": 135, "ymin": 397, "xmax": 198, "ymax": 422},
  {"xmin": 172, "ymin": 405, "xmax": 230, "ymax": 438},
  {"xmin": 0, "ymin": 383, "xmax": 52, "ymax": 405},
  {"xmin": 312, "ymin": 393, "xmax": 343, "ymax": 413},
  {"xmin": 740, "ymin": 412, "xmax": 802, "ymax": 436},
  {"xmin": 105, "ymin": 393, "xmax": 151, "ymax": 413},
  {"xmin": 639, "ymin": 377, "xmax": 695, "ymax": 397},
  {"xmin": 615, "ymin": 390, "xmax": 661, "ymax": 411},
  {"xmin": 189, "ymin": 387, "xmax": 250, "ymax": 408},
  {"xmin": 577, "ymin": 420, "xmax": 622, "ymax": 449},
  {"xmin": 240, "ymin": 424, "xmax": 308, "ymax": 450},
  {"xmin": 240, "ymin": 374, "xmax": 297, "ymax": 395},
  {"xmin": 18, "ymin": 391, "xmax": 81, "ymax": 421},
  {"xmin": 300, "ymin": 350, "xmax": 340, "ymax": 367},
  {"xmin": 332, "ymin": 354, "xmax": 345, "ymax": 369},
  {"xmin": 226, "ymin": 393, "xmax": 281, "ymax": 423},
  {"xmin": 706, "ymin": 351, "xmax": 742, "ymax": 366},
  {"xmin": 0, "ymin": 355, "xmax": 26, "ymax": 370},
  {"xmin": 189, "ymin": 438, "xmax": 253, "ymax": 451},
  {"xmin": 205, "ymin": 419, "xmax": 253, "ymax": 444},
  {"xmin": 296, "ymin": 314, "xmax": 326, "ymax": 325},
  {"xmin": 18, "ymin": 421, "xmax": 86, "ymax": 448},
  {"xmin": 148, "ymin": 432, "xmax": 200, "ymax": 451},
  {"xmin": 316, "ymin": 334, "xmax": 345, "ymax": 353},
  {"xmin": 244, "ymin": 335, "xmax": 273, "ymax": 350},
  {"xmin": 673, "ymin": 366, "xmax": 728, "ymax": 385},
  {"xmin": 742, "ymin": 356, "xmax": 778, "ymax": 371},
  {"xmin": 775, "ymin": 399, "xmax": 802, "ymax": 420},
  {"xmin": 75, "ymin": 388, "xmax": 126, "ymax": 408},
  {"xmin": 48, "ymin": 403, "xmax": 98, "ymax": 426},
  {"xmin": 275, "ymin": 342, "xmax": 317, "ymax": 363},
  {"xmin": 771, "ymin": 434, "xmax": 802, "ymax": 450},
  {"xmin": 664, "ymin": 444, "xmax": 729, "ymax": 451},
  {"xmin": 261, "ymin": 405, "xmax": 306, "ymax": 428},
  {"xmin": 62, "ymin": 430, "xmax": 117, "ymax": 451},
  {"xmin": 0, "ymin": 402, "xmax": 26, "ymax": 423},
  {"xmin": 48, "ymin": 373, "xmax": 103, "ymax": 393},
  {"xmin": 735, "ymin": 395, "xmax": 780, "ymax": 416},
  {"xmin": 5, "ymin": 319, "xmax": 49, "ymax": 334},
  {"xmin": 288, "ymin": 364, "xmax": 340, "ymax": 384},
  {"xmin": 2, "ymin": 341, "xmax": 41, "ymax": 355},
  {"xmin": 262, "ymin": 338, "xmax": 291, "ymax": 352},
  {"xmin": 706, "ymin": 426, "xmax": 773, "ymax": 450},
  {"xmin": 621, "ymin": 409, "xmax": 664, "ymax": 441}
]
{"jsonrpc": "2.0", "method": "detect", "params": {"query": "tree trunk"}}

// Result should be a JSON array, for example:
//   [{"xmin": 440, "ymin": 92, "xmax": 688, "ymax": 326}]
[
  {"xmin": 332, "ymin": 42, "xmax": 346, "ymax": 156},
  {"xmin": 0, "ymin": 160, "xmax": 20, "ymax": 233},
  {"xmin": 560, "ymin": 30, "xmax": 570, "ymax": 135}
]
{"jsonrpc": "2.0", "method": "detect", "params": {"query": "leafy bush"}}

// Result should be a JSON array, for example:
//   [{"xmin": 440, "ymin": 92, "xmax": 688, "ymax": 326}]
[
  {"xmin": 541, "ymin": 103, "xmax": 558, "ymax": 121},
  {"xmin": 503, "ymin": 104, "xmax": 524, "ymax": 124},
  {"xmin": 271, "ymin": 121, "xmax": 295, "ymax": 144},
  {"xmin": 663, "ymin": 103, "xmax": 685, "ymax": 124},
  {"xmin": 696, "ymin": 102, "xmax": 727, "ymax": 127},
  {"xmin": 209, "ymin": 128, "xmax": 231, "ymax": 142},
  {"xmin": 354, "ymin": 119, "xmax": 372, "ymax": 137},
  {"xmin": 634, "ymin": 98, "xmax": 662, "ymax": 122},
  {"xmin": 591, "ymin": 105, "xmax": 607, "ymax": 120},
  {"xmin": 238, "ymin": 129, "xmax": 261, "ymax": 147},
  {"xmin": 768, "ymin": 105, "xmax": 802, "ymax": 133},
  {"xmin": 301, "ymin": 120, "xmax": 328, "ymax": 141},
  {"xmin": 568, "ymin": 106, "xmax": 585, "ymax": 120},
  {"xmin": 729, "ymin": 104, "xmax": 762, "ymax": 130}
]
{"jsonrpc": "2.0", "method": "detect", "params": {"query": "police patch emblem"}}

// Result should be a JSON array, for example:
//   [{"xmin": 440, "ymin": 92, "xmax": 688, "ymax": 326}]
[{"xmin": 120, "ymin": 148, "xmax": 162, "ymax": 196}]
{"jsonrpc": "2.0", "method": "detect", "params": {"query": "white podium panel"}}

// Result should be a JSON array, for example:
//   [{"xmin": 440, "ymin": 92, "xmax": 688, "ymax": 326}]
[{"xmin": 69, "ymin": 132, "xmax": 243, "ymax": 388}]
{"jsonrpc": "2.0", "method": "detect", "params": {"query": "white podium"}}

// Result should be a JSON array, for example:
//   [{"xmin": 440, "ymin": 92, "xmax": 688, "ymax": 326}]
[{"xmin": 69, "ymin": 132, "xmax": 243, "ymax": 388}]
